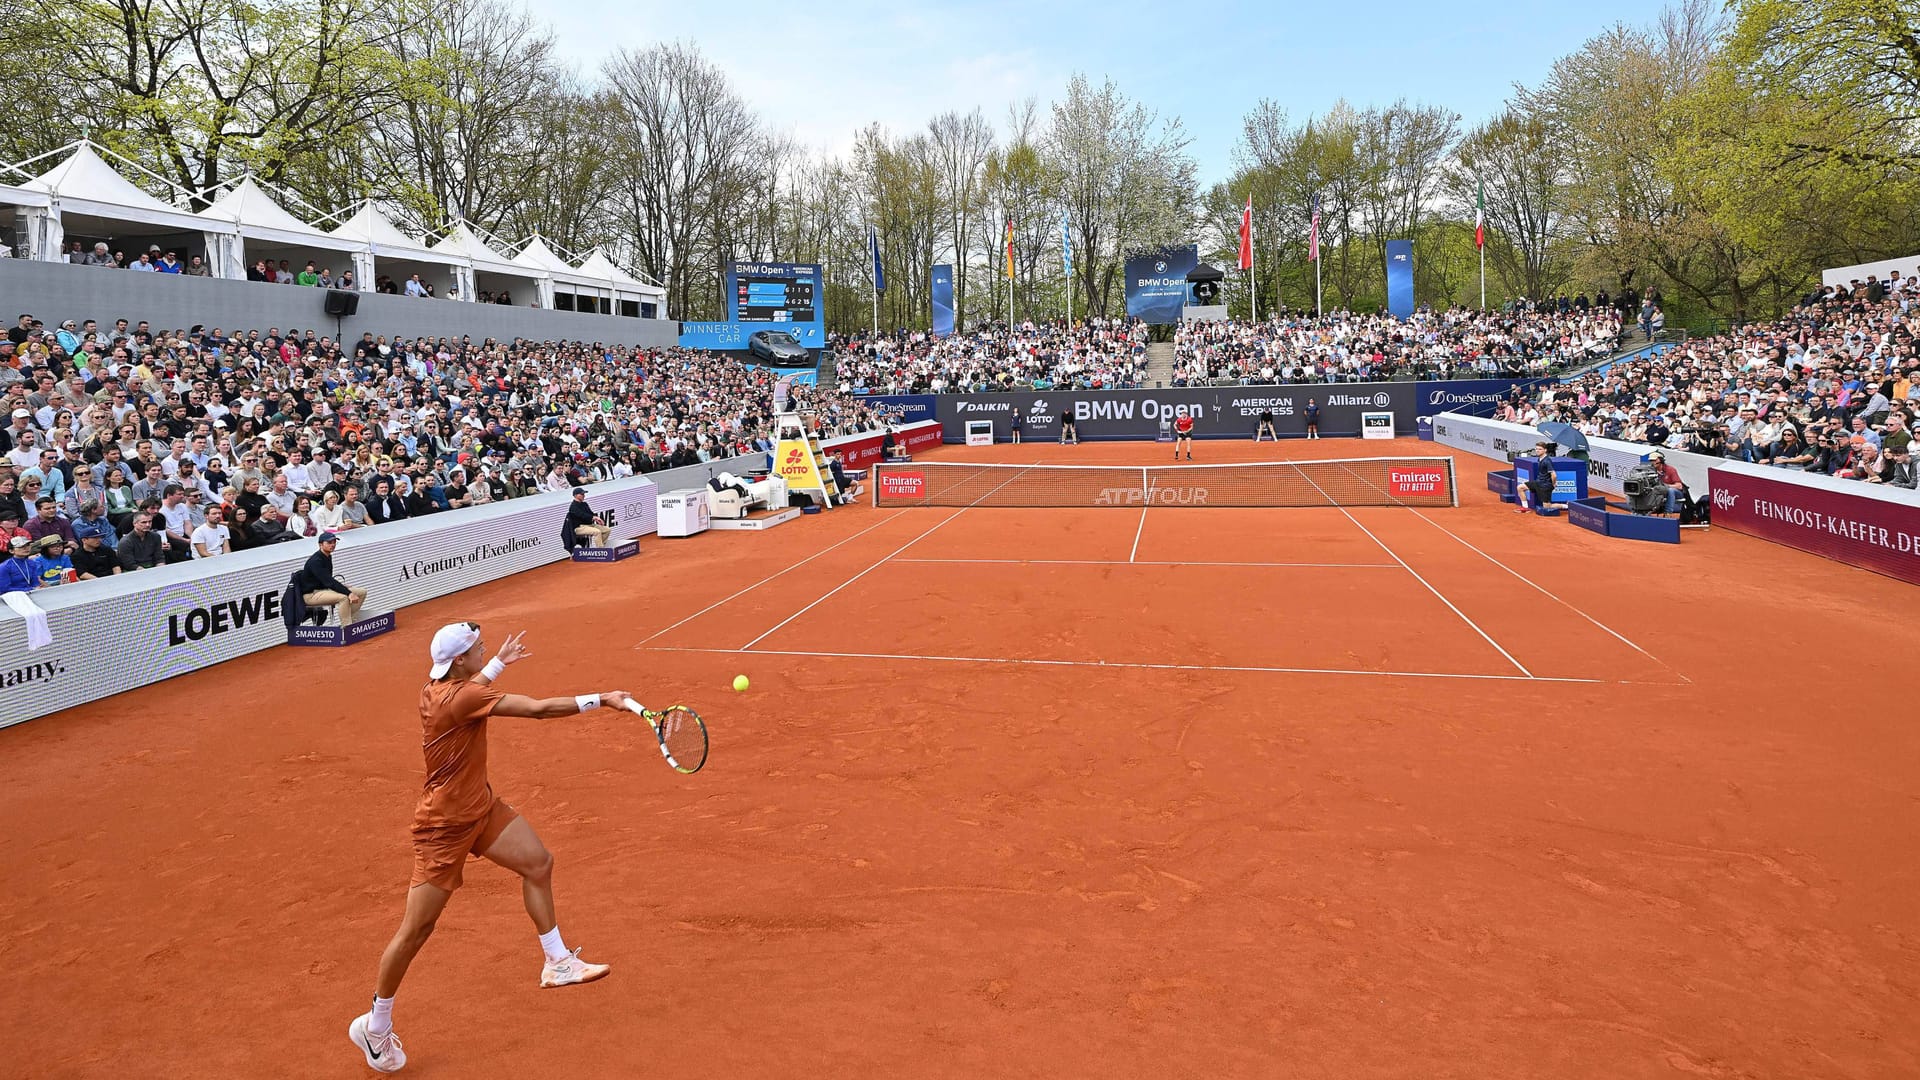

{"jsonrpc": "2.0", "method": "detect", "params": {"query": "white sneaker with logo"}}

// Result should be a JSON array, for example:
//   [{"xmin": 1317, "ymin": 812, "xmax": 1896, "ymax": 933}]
[
  {"xmin": 540, "ymin": 947, "xmax": 611, "ymax": 988},
  {"xmin": 349, "ymin": 1012, "xmax": 407, "ymax": 1073}
]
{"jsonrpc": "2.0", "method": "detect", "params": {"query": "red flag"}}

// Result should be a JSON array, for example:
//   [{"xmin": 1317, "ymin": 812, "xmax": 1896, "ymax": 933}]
[
  {"xmin": 1309, "ymin": 193, "xmax": 1321, "ymax": 262},
  {"xmin": 1237, "ymin": 193, "xmax": 1253, "ymax": 271}
]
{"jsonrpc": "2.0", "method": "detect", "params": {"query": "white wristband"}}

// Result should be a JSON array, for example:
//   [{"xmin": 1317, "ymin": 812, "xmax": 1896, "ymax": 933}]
[
  {"xmin": 480, "ymin": 658, "xmax": 506, "ymax": 681},
  {"xmin": 575, "ymin": 694, "xmax": 601, "ymax": 713}
]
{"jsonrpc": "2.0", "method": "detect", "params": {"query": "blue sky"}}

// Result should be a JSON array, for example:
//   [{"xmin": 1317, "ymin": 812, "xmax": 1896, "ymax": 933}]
[{"xmin": 540, "ymin": 0, "xmax": 1675, "ymax": 185}]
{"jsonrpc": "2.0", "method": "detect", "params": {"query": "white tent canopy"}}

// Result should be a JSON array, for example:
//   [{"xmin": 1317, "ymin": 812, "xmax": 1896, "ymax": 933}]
[
  {"xmin": 0, "ymin": 183, "xmax": 56, "ymax": 261},
  {"xmin": 328, "ymin": 202, "xmax": 462, "ymax": 296},
  {"xmin": 24, "ymin": 143, "xmax": 214, "ymax": 235},
  {"xmin": 574, "ymin": 247, "xmax": 665, "ymax": 315},
  {"xmin": 194, "ymin": 177, "xmax": 360, "ymax": 281},
  {"xmin": 13, "ymin": 142, "xmax": 231, "ymax": 265},
  {"xmin": 431, "ymin": 222, "xmax": 541, "ymax": 303}
]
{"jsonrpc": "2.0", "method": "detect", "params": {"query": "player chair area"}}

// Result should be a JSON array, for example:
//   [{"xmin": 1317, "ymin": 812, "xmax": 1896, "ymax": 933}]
[{"xmin": 3, "ymin": 437, "xmax": 1916, "ymax": 1080}]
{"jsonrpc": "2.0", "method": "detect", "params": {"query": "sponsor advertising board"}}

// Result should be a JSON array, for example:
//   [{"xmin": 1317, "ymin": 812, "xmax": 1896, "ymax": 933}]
[
  {"xmin": 1430, "ymin": 412, "xmax": 1650, "ymax": 496},
  {"xmin": 0, "ymin": 474, "xmax": 655, "ymax": 727},
  {"xmin": 934, "ymin": 385, "xmax": 1414, "ymax": 442},
  {"xmin": 818, "ymin": 421, "xmax": 943, "ymax": 469},
  {"xmin": 1709, "ymin": 461, "xmax": 1920, "ymax": 584},
  {"xmin": 1413, "ymin": 379, "xmax": 1550, "ymax": 418}
]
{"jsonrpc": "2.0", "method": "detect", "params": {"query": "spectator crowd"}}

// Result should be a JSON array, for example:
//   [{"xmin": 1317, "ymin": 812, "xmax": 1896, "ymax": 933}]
[
  {"xmin": 833, "ymin": 318, "xmax": 1148, "ymax": 394},
  {"xmin": 0, "ymin": 310, "xmax": 887, "ymax": 590},
  {"xmin": 1510, "ymin": 269, "xmax": 1920, "ymax": 488},
  {"xmin": 1171, "ymin": 305, "xmax": 1625, "ymax": 385},
  {"xmin": 57, "ymin": 240, "xmax": 527, "ymax": 302}
]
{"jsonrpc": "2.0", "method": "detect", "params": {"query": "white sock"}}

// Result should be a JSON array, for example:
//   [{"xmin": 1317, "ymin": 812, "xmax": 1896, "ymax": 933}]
[
  {"xmin": 538, "ymin": 926, "xmax": 568, "ymax": 963},
  {"xmin": 370, "ymin": 995, "xmax": 394, "ymax": 1036}
]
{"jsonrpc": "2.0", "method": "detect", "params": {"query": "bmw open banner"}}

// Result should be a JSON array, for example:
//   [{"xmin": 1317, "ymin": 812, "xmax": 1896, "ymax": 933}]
[
  {"xmin": 930, "ymin": 384, "xmax": 1415, "ymax": 441},
  {"xmin": 1123, "ymin": 244, "xmax": 1198, "ymax": 325}
]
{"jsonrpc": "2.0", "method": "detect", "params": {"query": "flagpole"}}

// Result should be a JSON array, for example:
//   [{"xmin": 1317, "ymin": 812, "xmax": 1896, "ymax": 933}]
[
  {"xmin": 1315, "ymin": 258, "xmax": 1323, "ymax": 319},
  {"xmin": 1479, "ymin": 242, "xmax": 1486, "ymax": 312},
  {"xmin": 1250, "ymin": 218, "xmax": 1258, "ymax": 324}
]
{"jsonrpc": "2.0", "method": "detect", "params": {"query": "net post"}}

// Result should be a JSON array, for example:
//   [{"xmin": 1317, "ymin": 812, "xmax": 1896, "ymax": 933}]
[
  {"xmin": 1448, "ymin": 456, "xmax": 1458, "ymax": 507},
  {"xmin": 1141, "ymin": 466, "xmax": 1149, "ymax": 505},
  {"xmin": 872, "ymin": 463, "xmax": 880, "ymax": 507}
]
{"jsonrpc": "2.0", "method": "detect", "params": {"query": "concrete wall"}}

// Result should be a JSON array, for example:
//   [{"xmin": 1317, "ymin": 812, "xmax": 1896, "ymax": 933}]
[{"xmin": 0, "ymin": 258, "xmax": 680, "ymax": 348}]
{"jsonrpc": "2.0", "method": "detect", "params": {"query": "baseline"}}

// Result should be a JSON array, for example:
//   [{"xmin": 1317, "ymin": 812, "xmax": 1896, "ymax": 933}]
[{"xmin": 640, "ymin": 645, "xmax": 1621, "ymax": 684}]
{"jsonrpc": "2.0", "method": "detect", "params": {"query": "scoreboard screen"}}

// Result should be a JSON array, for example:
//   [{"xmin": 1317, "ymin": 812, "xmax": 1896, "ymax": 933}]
[
  {"xmin": 730, "ymin": 262, "xmax": 820, "ymax": 324},
  {"xmin": 681, "ymin": 261, "xmax": 826, "ymax": 350}
]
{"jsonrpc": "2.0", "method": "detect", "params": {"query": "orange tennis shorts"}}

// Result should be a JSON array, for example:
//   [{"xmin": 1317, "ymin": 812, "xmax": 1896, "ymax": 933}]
[{"xmin": 410, "ymin": 796, "xmax": 518, "ymax": 891}]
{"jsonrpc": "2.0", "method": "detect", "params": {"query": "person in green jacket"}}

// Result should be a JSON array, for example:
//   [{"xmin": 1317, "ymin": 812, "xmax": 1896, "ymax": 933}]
[{"xmin": 297, "ymin": 260, "xmax": 321, "ymax": 287}]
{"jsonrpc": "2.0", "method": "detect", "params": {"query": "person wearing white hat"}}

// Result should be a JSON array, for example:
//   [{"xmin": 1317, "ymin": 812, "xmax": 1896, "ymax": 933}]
[{"xmin": 350, "ymin": 622, "xmax": 630, "ymax": 1073}]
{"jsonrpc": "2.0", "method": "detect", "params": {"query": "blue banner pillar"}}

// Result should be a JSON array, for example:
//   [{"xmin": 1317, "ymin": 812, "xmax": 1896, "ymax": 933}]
[
  {"xmin": 930, "ymin": 264, "xmax": 954, "ymax": 338},
  {"xmin": 1385, "ymin": 239, "xmax": 1414, "ymax": 319}
]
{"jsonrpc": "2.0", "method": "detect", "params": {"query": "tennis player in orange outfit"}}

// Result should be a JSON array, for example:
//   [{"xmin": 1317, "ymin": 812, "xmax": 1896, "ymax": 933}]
[{"xmin": 350, "ymin": 622, "xmax": 630, "ymax": 1073}]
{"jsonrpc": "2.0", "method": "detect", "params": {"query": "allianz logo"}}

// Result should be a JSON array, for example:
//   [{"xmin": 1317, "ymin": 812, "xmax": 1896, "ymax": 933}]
[{"xmin": 1327, "ymin": 393, "xmax": 1392, "ymax": 408}]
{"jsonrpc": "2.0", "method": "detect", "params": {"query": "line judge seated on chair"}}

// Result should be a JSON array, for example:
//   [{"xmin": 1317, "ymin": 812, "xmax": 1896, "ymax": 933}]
[
  {"xmin": 563, "ymin": 487, "xmax": 611, "ymax": 549},
  {"xmin": 294, "ymin": 530, "xmax": 367, "ymax": 626}
]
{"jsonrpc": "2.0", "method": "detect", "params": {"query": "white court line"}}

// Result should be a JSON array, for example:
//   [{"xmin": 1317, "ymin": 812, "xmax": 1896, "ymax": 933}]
[
  {"xmin": 893, "ymin": 558, "xmax": 1399, "ymax": 569},
  {"xmin": 1129, "ymin": 505, "xmax": 1149, "ymax": 563},
  {"xmin": 1410, "ymin": 508, "xmax": 1688, "ymax": 680},
  {"xmin": 1292, "ymin": 461, "xmax": 1535, "ymax": 679},
  {"xmin": 738, "ymin": 508, "xmax": 971, "ymax": 650},
  {"xmin": 634, "ymin": 515, "xmax": 899, "ymax": 646},
  {"xmin": 642, "ymin": 645, "xmax": 1620, "ymax": 685}
]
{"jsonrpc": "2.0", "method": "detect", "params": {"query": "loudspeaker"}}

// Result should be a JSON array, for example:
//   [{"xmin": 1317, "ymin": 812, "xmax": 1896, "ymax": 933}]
[{"xmin": 324, "ymin": 289, "xmax": 360, "ymax": 317}]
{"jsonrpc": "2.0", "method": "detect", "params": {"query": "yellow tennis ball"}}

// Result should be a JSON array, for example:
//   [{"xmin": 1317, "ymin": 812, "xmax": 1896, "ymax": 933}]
[{"xmin": 732, "ymin": 675, "xmax": 749, "ymax": 692}]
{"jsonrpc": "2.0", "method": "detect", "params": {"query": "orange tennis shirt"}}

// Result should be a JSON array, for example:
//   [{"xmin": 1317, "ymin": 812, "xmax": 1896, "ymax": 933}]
[{"xmin": 413, "ymin": 679, "xmax": 506, "ymax": 830}]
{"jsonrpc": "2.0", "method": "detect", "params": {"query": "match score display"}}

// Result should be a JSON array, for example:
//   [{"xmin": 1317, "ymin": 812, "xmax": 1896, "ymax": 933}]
[{"xmin": 732, "ymin": 263, "xmax": 818, "ymax": 324}]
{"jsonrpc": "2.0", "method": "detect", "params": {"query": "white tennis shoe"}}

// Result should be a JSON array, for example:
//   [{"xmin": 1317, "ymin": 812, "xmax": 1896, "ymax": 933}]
[
  {"xmin": 540, "ymin": 947, "xmax": 611, "ymax": 988},
  {"xmin": 349, "ymin": 1012, "xmax": 406, "ymax": 1073}
]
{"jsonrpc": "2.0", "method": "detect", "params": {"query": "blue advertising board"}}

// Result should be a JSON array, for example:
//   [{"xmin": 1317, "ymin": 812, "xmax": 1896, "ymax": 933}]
[
  {"xmin": 1515, "ymin": 455, "xmax": 1590, "ymax": 503},
  {"xmin": 1124, "ymin": 244, "xmax": 1198, "ymax": 325},
  {"xmin": 1385, "ymin": 240, "xmax": 1414, "ymax": 319},
  {"xmin": 680, "ymin": 261, "xmax": 826, "ymax": 350},
  {"xmin": 1414, "ymin": 378, "xmax": 1550, "ymax": 418},
  {"xmin": 930, "ymin": 264, "xmax": 954, "ymax": 338},
  {"xmin": 858, "ymin": 394, "xmax": 938, "ymax": 424}
]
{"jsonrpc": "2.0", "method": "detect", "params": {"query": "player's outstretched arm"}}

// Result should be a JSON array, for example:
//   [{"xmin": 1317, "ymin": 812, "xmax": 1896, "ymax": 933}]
[{"xmin": 493, "ymin": 689, "xmax": 633, "ymax": 719}]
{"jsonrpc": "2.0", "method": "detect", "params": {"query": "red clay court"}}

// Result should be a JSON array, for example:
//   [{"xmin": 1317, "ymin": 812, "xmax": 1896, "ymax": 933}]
[{"xmin": 3, "ymin": 437, "xmax": 1917, "ymax": 1079}]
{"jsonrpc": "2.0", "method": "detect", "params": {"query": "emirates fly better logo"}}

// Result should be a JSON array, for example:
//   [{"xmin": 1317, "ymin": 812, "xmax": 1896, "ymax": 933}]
[{"xmin": 880, "ymin": 471, "xmax": 926, "ymax": 498}]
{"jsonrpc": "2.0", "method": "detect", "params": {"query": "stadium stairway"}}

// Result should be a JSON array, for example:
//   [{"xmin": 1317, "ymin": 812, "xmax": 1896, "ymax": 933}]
[{"xmin": 1145, "ymin": 341, "xmax": 1177, "ymax": 387}]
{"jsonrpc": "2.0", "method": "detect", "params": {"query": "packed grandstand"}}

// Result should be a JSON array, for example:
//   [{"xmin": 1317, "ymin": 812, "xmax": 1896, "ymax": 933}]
[{"xmin": 0, "ymin": 313, "xmax": 896, "ymax": 579}]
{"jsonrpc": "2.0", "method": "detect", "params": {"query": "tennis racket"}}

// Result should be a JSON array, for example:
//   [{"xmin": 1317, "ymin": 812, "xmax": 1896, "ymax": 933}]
[{"xmin": 623, "ymin": 700, "xmax": 708, "ymax": 774}]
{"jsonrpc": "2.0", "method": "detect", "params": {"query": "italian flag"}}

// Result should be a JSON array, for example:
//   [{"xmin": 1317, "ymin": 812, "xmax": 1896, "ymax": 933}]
[{"xmin": 1474, "ymin": 179, "xmax": 1486, "ymax": 250}]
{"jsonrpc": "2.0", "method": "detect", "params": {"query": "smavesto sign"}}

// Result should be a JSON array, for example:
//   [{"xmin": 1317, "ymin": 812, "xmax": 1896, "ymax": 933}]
[{"xmin": 932, "ymin": 385, "xmax": 1413, "ymax": 441}]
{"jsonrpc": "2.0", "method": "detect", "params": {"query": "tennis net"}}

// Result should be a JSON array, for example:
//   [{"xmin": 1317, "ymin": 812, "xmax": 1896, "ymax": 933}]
[{"xmin": 871, "ymin": 457, "xmax": 1458, "ymax": 509}]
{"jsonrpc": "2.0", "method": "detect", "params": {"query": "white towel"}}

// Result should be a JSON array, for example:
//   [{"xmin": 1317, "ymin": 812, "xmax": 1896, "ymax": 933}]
[{"xmin": 2, "ymin": 590, "xmax": 52, "ymax": 651}]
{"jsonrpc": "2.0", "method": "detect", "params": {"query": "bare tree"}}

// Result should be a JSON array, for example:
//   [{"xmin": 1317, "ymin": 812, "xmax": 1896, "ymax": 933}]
[{"xmin": 926, "ymin": 109, "xmax": 994, "ymax": 329}]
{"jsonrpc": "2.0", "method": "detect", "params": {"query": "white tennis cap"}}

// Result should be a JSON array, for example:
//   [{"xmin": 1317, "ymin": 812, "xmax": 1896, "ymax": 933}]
[{"xmin": 428, "ymin": 622, "xmax": 481, "ymax": 678}]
